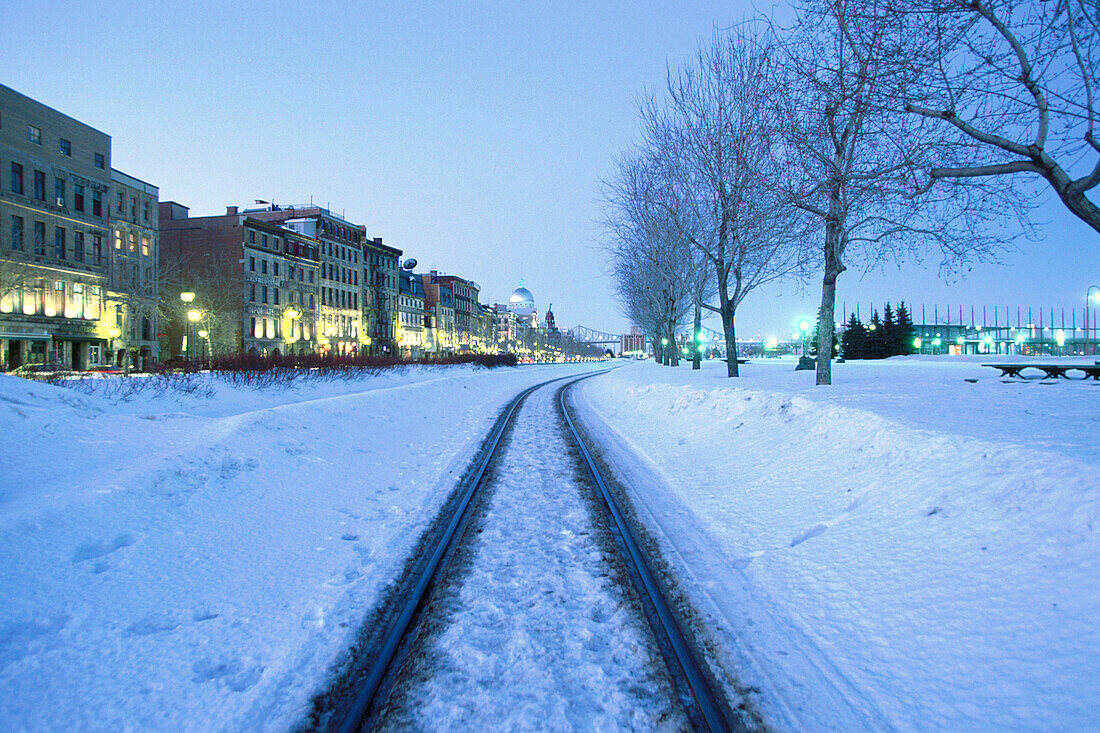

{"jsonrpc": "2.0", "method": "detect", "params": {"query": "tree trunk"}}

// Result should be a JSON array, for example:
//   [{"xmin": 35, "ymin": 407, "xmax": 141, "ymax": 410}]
[
  {"xmin": 692, "ymin": 302, "xmax": 702, "ymax": 370},
  {"xmin": 716, "ymin": 277, "xmax": 739, "ymax": 377},
  {"xmin": 723, "ymin": 306, "xmax": 738, "ymax": 376},
  {"xmin": 817, "ymin": 195, "xmax": 845, "ymax": 385}
]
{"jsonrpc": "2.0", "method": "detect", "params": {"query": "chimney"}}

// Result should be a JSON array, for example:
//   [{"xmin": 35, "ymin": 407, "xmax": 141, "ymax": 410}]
[{"xmin": 226, "ymin": 206, "xmax": 238, "ymax": 215}]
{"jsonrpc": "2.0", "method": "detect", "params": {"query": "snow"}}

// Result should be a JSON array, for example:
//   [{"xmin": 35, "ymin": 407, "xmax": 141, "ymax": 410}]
[
  {"xmin": 0, "ymin": 363, "xmax": 602, "ymax": 731},
  {"xmin": 378, "ymin": 382, "xmax": 687, "ymax": 731},
  {"xmin": 572, "ymin": 355, "xmax": 1100, "ymax": 731},
  {"xmin": 3, "ymin": 354, "xmax": 1097, "ymax": 731}
]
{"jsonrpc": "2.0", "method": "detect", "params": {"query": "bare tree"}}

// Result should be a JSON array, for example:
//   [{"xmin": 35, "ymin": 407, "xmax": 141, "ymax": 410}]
[
  {"xmin": 772, "ymin": 0, "xmax": 1003, "ymax": 385},
  {"xmin": 604, "ymin": 153, "xmax": 697, "ymax": 366},
  {"xmin": 902, "ymin": 0, "xmax": 1100, "ymax": 233},
  {"xmin": 643, "ymin": 28, "xmax": 802, "ymax": 377}
]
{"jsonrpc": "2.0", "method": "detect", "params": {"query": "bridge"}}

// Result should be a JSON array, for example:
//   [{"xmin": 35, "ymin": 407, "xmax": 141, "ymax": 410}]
[{"xmin": 567, "ymin": 325, "xmax": 627, "ymax": 355}]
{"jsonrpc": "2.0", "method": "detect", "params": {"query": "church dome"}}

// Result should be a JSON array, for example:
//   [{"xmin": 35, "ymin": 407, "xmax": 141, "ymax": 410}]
[{"xmin": 508, "ymin": 280, "xmax": 536, "ymax": 316}]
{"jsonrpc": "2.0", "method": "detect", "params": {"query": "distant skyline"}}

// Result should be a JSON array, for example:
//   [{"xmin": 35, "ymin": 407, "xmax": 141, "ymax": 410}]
[{"xmin": 3, "ymin": 0, "xmax": 1094, "ymax": 338}]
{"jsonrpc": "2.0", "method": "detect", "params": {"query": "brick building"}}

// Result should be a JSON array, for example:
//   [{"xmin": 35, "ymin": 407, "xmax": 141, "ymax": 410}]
[{"xmin": 159, "ymin": 203, "xmax": 321, "ymax": 357}]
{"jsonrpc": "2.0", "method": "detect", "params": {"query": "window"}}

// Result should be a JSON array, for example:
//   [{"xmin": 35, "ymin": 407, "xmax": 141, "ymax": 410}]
[
  {"xmin": 273, "ymin": 262, "xmax": 279, "ymax": 277},
  {"xmin": 10, "ymin": 216, "xmax": 23, "ymax": 251},
  {"xmin": 54, "ymin": 227, "xmax": 66, "ymax": 259},
  {"xmin": 28, "ymin": 125, "xmax": 41, "ymax": 144},
  {"xmin": 94, "ymin": 152, "xmax": 105, "ymax": 169},
  {"xmin": 116, "ymin": 191, "xmax": 124, "ymax": 214},
  {"xmin": 74, "ymin": 185, "xmax": 85, "ymax": 212},
  {"xmin": 129, "ymin": 232, "xmax": 136, "ymax": 252},
  {"xmin": 250, "ymin": 283, "xmax": 256, "ymax": 302},
  {"xmin": 92, "ymin": 235, "xmax": 102, "ymax": 264},
  {"xmin": 309, "ymin": 293, "xmax": 315, "ymax": 308},
  {"xmin": 261, "ymin": 260, "xmax": 267, "ymax": 275},
  {"xmin": 92, "ymin": 190, "xmax": 102, "ymax": 217},
  {"xmin": 249, "ymin": 230, "xmax": 255, "ymax": 244},
  {"xmin": 33, "ymin": 221, "xmax": 45, "ymax": 255},
  {"xmin": 60, "ymin": 138, "xmax": 71, "ymax": 156},
  {"xmin": 262, "ymin": 285, "xmax": 268, "ymax": 303},
  {"xmin": 130, "ymin": 196, "xmax": 137, "ymax": 219},
  {"xmin": 261, "ymin": 233, "xmax": 268, "ymax": 247},
  {"xmin": 33, "ymin": 170, "xmax": 46, "ymax": 201},
  {"xmin": 55, "ymin": 177, "xmax": 65, "ymax": 205},
  {"xmin": 141, "ymin": 236, "xmax": 149, "ymax": 256},
  {"xmin": 143, "ymin": 201, "xmax": 150, "ymax": 221},
  {"xmin": 74, "ymin": 231, "xmax": 84, "ymax": 262},
  {"xmin": 251, "ymin": 317, "xmax": 258, "ymax": 339},
  {"xmin": 249, "ymin": 256, "xmax": 255, "ymax": 272},
  {"xmin": 114, "ymin": 230, "xmax": 122, "ymax": 249},
  {"xmin": 274, "ymin": 287, "xmax": 280, "ymax": 305},
  {"xmin": 10, "ymin": 163, "xmax": 23, "ymax": 194},
  {"xmin": 308, "ymin": 271, "xmax": 314, "ymax": 283}
]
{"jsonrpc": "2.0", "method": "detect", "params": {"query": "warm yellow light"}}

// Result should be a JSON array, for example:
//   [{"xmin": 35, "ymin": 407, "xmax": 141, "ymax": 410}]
[
  {"xmin": 108, "ymin": 326, "xmax": 121, "ymax": 338},
  {"xmin": 180, "ymin": 291, "xmax": 195, "ymax": 303},
  {"xmin": 198, "ymin": 329, "xmax": 208, "ymax": 338},
  {"xmin": 187, "ymin": 310, "xmax": 201, "ymax": 322}
]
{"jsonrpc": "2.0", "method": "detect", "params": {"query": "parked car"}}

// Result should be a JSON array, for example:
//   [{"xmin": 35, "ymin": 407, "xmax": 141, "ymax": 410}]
[
  {"xmin": 9, "ymin": 362, "xmax": 69, "ymax": 378},
  {"xmin": 84, "ymin": 363, "xmax": 123, "ymax": 374}
]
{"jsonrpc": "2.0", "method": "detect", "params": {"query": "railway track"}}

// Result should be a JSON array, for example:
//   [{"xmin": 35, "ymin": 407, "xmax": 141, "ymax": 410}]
[{"xmin": 321, "ymin": 372, "xmax": 736, "ymax": 732}]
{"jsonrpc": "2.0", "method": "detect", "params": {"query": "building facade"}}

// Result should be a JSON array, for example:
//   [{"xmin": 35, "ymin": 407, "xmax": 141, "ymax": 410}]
[
  {"xmin": 0, "ymin": 84, "xmax": 157, "ymax": 370},
  {"xmin": 363, "ymin": 237, "xmax": 400, "ymax": 355},
  {"xmin": 159, "ymin": 203, "xmax": 322, "ymax": 358},
  {"xmin": 397, "ymin": 270, "xmax": 425, "ymax": 358}
]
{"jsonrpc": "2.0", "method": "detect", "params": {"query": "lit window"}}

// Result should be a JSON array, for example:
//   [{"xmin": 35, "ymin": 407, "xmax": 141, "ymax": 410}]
[
  {"xmin": 115, "ymin": 230, "xmax": 122, "ymax": 249},
  {"xmin": 141, "ymin": 236, "xmax": 149, "ymax": 256}
]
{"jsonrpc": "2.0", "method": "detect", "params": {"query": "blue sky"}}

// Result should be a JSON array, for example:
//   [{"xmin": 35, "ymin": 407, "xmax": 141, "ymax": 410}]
[{"xmin": 3, "ymin": 0, "xmax": 1094, "ymax": 338}]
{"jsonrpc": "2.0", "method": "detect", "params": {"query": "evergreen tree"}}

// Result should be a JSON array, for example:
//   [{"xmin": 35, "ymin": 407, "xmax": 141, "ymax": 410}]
[
  {"xmin": 882, "ymin": 303, "xmax": 897, "ymax": 357},
  {"xmin": 894, "ymin": 302, "xmax": 916, "ymax": 355},
  {"xmin": 841, "ymin": 313, "xmax": 867, "ymax": 359},
  {"xmin": 867, "ymin": 310, "xmax": 886, "ymax": 359},
  {"xmin": 810, "ymin": 307, "xmax": 839, "ymax": 358}
]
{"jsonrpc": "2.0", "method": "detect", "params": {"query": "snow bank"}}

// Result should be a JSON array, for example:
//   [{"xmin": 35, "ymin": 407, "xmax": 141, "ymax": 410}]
[
  {"xmin": 0, "ymin": 364, "xmax": 599, "ymax": 731},
  {"xmin": 575, "ymin": 357, "xmax": 1100, "ymax": 731}
]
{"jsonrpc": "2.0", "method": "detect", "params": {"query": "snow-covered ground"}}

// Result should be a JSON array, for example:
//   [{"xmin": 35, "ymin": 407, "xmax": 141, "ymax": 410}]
[
  {"xmin": 3, "ymin": 355, "xmax": 1096, "ymax": 731},
  {"xmin": 378, "ymin": 381, "xmax": 687, "ymax": 731},
  {"xmin": 0, "ymin": 363, "xmax": 601, "ymax": 731},
  {"xmin": 572, "ymin": 355, "xmax": 1100, "ymax": 731}
]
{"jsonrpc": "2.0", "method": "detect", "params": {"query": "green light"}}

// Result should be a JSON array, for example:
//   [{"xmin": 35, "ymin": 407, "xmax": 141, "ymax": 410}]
[
  {"xmin": 681, "ymin": 348, "xmax": 689, "ymax": 355},
  {"xmin": 799, "ymin": 320, "xmax": 810, "ymax": 332},
  {"xmin": 661, "ymin": 337, "xmax": 668, "ymax": 346},
  {"xmin": 931, "ymin": 337, "xmax": 941, "ymax": 347},
  {"xmin": 913, "ymin": 337, "xmax": 922, "ymax": 349},
  {"xmin": 697, "ymin": 344, "xmax": 705, "ymax": 351},
  {"xmin": 956, "ymin": 336, "xmax": 964, "ymax": 345},
  {"xmin": 696, "ymin": 331, "xmax": 705, "ymax": 342}
]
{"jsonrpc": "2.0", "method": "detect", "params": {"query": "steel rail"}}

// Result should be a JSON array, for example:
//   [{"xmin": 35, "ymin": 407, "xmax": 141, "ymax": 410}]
[
  {"xmin": 561, "ymin": 377, "xmax": 730, "ymax": 733},
  {"xmin": 335, "ymin": 372, "xmax": 582, "ymax": 733}
]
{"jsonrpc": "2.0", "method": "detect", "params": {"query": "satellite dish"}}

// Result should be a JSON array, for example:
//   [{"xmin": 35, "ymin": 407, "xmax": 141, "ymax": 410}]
[{"xmin": 402, "ymin": 258, "xmax": 418, "ymax": 270}]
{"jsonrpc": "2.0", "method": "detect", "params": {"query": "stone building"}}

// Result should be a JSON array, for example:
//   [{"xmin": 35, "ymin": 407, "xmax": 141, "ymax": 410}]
[
  {"xmin": 0, "ymin": 83, "xmax": 157, "ymax": 370},
  {"xmin": 159, "ymin": 204, "xmax": 321, "ymax": 357},
  {"xmin": 397, "ymin": 270, "xmax": 425, "ymax": 358},
  {"xmin": 244, "ymin": 204, "xmax": 401, "ymax": 357},
  {"xmin": 428, "ymin": 273, "xmax": 481, "ymax": 352}
]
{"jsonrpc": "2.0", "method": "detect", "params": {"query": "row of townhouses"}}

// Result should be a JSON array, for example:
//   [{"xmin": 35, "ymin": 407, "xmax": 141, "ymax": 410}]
[{"xmin": 1, "ymin": 84, "xmax": 583, "ymax": 370}]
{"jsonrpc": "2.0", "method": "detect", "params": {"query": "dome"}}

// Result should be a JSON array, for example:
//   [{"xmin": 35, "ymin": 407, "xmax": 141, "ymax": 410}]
[{"xmin": 509, "ymin": 287, "xmax": 534, "ymax": 305}]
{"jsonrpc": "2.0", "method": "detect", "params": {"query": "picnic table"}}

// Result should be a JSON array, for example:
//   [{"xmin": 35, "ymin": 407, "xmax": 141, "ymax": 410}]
[{"xmin": 981, "ymin": 363, "xmax": 1100, "ymax": 380}]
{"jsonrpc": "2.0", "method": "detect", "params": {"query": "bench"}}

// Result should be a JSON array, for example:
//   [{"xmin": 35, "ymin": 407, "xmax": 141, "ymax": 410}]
[{"xmin": 982, "ymin": 363, "xmax": 1100, "ymax": 380}]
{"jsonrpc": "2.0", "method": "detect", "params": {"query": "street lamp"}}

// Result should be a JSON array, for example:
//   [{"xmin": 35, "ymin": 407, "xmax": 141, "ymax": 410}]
[
  {"xmin": 180, "ymin": 292, "xmax": 196, "ymax": 360},
  {"xmin": 186, "ymin": 309, "xmax": 201, "ymax": 361},
  {"xmin": 799, "ymin": 319, "xmax": 810, "ymax": 356},
  {"xmin": 107, "ymin": 325, "xmax": 121, "ymax": 365},
  {"xmin": 1086, "ymin": 285, "xmax": 1100, "ymax": 356}
]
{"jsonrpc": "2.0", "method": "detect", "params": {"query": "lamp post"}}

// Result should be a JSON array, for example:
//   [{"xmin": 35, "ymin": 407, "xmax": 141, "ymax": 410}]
[
  {"xmin": 180, "ymin": 291, "xmax": 195, "ymax": 360},
  {"xmin": 186, "ymin": 309, "xmax": 201, "ymax": 362},
  {"xmin": 1086, "ymin": 285, "xmax": 1100, "ymax": 356},
  {"xmin": 107, "ymin": 325, "xmax": 121, "ymax": 366},
  {"xmin": 799, "ymin": 320, "xmax": 810, "ymax": 357}
]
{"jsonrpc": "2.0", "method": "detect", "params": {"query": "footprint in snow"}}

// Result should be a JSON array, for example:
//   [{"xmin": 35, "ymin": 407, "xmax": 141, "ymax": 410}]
[
  {"xmin": 191, "ymin": 655, "xmax": 264, "ymax": 692},
  {"xmin": 72, "ymin": 533, "xmax": 137, "ymax": 563},
  {"xmin": 0, "ymin": 614, "xmax": 71, "ymax": 665},
  {"xmin": 124, "ymin": 611, "xmax": 182, "ymax": 637},
  {"xmin": 790, "ymin": 523, "xmax": 828, "ymax": 547}
]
